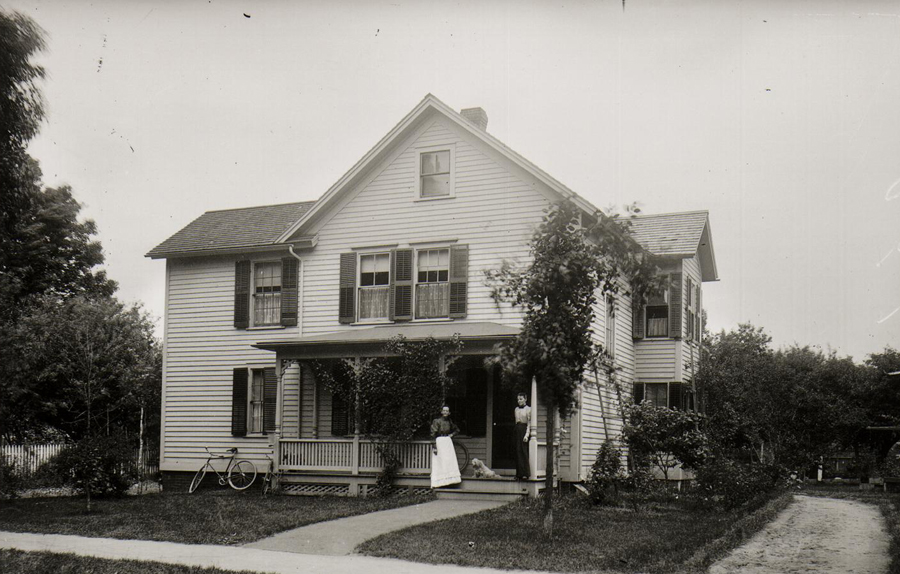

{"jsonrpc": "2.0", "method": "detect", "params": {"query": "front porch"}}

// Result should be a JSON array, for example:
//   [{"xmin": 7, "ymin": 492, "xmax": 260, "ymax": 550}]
[
  {"xmin": 274, "ymin": 437, "xmax": 549, "ymax": 499},
  {"xmin": 254, "ymin": 322, "xmax": 559, "ymax": 498}
]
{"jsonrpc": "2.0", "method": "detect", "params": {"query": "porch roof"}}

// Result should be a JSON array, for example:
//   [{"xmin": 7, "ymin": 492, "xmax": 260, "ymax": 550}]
[{"xmin": 253, "ymin": 321, "xmax": 519, "ymax": 355}]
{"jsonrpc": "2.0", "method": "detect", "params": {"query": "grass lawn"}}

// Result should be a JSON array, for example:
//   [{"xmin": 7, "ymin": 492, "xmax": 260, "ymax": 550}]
[
  {"xmin": 0, "ymin": 549, "xmax": 267, "ymax": 574},
  {"xmin": 802, "ymin": 482, "xmax": 900, "ymax": 574},
  {"xmin": 0, "ymin": 490, "xmax": 427, "ymax": 546},
  {"xmin": 358, "ymin": 491, "xmax": 794, "ymax": 573}
]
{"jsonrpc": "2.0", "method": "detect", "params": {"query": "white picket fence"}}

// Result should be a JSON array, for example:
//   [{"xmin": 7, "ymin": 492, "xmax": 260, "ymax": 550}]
[{"xmin": 1, "ymin": 443, "xmax": 159, "ymax": 478}]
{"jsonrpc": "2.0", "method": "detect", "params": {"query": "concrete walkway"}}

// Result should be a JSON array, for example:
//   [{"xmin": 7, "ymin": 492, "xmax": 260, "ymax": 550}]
[
  {"xmin": 245, "ymin": 499, "xmax": 505, "ymax": 555},
  {"xmin": 1, "ymin": 530, "xmax": 553, "ymax": 574}
]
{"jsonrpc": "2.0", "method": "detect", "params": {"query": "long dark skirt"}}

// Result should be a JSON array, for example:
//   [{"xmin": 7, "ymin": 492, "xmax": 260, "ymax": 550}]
[{"xmin": 515, "ymin": 422, "xmax": 530, "ymax": 479}]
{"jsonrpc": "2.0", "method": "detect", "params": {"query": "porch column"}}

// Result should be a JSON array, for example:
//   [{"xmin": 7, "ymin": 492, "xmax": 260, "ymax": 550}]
[
  {"xmin": 351, "ymin": 357, "xmax": 361, "ymax": 476},
  {"xmin": 529, "ymin": 376, "xmax": 539, "ymax": 480}
]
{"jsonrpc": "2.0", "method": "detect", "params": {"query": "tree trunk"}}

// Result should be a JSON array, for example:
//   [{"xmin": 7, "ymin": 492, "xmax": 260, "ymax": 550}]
[{"xmin": 543, "ymin": 409, "xmax": 555, "ymax": 538}]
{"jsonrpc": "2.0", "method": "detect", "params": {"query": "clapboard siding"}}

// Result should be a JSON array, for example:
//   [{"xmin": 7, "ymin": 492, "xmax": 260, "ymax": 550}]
[
  {"xmin": 160, "ymin": 256, "xmax": 301, "ymax": 471},
  {"xmin": 635, "ymin": 339, "xmax": 678, "ymax": 382},
  {"xmin": 681, "ymin": 256, "xmax": 703, "ymax": 384},
  {"xmin": 575, "ymin": 286, "xmax": 636, "ymax": 480},
  {"xmin": 299, "ymin": 117, "xmax": 546, "ymax": 336}
]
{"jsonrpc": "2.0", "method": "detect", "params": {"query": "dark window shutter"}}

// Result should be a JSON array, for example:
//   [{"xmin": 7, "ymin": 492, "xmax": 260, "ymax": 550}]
[
  {"xmin": 449, "ymin": 245, "xmax": 468, "ymax": 318},
  {"xmin": 696, "ymin": 284, "xmax": 702, "ymax": 342},
  {"xmin": 263, "ymin": 367, "xmax": 278, "ymax": 433},
  {"xmin": 234, "ymin": 261, "xmax": 251, "ymax": 329},
  {"xmin": 231, "ymin": 368, "xmax": 248, "ymax": 437},
  {"xmin": 338, "ymin": 253, "xmax": 356, "ymax": 324},
  {"xmin": 632, "ymin": 303, "xmax": 645, "ymax": 340},
  {"xmin": 669, "ymin": 383, "xmax": 683, "ymax": 410},
  {"xmin": 331, "ymin": 392, "xmax": 350, "ymax": 436},
  {"xmin": 668, "ymin": 273, "xmax": 682, "ymax": 338},
  {"xmin": 281, "ymin": 257, "xmax": 299, "ymax": 327},
  {"xmin": 392, "ymin": 249, "xmax": 413, "ymax": 321},
  {"xmin": 632, "ymin": 383, "xmax": 644, "ymax": 404},
  {"xmin": 685, "ymin": 278, "xmax": 693, "ymax": 340}
]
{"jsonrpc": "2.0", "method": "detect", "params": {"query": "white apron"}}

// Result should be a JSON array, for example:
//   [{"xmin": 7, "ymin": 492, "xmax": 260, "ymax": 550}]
[{"xmin": 430, "ymin": 436, "xmax": 461, "ymax": 488}]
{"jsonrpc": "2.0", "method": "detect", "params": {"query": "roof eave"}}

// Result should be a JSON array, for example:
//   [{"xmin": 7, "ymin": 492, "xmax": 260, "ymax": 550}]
[{"xmin": 145, "ymin": 235, "xmax": 318, "ymax": 260}]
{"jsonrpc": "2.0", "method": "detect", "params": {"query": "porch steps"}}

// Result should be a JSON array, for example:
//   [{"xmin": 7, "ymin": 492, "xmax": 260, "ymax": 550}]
[{"xmin": 434, "ymin": 477, "xmax": 533, "ymax": 502}]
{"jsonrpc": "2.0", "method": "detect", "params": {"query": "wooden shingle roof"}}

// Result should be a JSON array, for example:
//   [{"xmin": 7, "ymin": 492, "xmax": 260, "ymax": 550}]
[
  {"xmin": 628, "ymin": 211, "xmax": 709, "ymax": 256},
  {"xmin": 628, "ymin": 210, "xmax": 718, "ymax": 281},
  {"xmin": 146, "ymin": 201, "xmax": 316, "ymax": 258}
]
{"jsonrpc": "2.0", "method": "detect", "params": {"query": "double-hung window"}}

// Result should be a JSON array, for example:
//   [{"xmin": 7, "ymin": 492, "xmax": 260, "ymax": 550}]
[
  {"xmin": 253, "ymin": 262, "xmax": 282, "ymax": 326},
  {"xmin": 249, "ymin": 369, "xmax": 265, "ymax": 433},
  {"xmin": 231, "ymin": 366, "xmax": 277, "ymax": 436},
  {"xmin": 359, "ymin": 253, "xmax": 391, "ymax": 321},
  {"xmin": 420, "ymin": 151, "xmax": 451, "ymax": 198},
  {"xmin": 605, "ymin": 296, "xmax": 616, "ymax": 358},
  {"xmin": 645, "ymin": 289, "xmax": 669, "ymax": 338},
  {"xmin": 416, "ymin": 248, "xmax": 450, "ymax": 319},
  {"xmin": 233, "ymin": 258, "xmax": 299, "ymax": 329}
]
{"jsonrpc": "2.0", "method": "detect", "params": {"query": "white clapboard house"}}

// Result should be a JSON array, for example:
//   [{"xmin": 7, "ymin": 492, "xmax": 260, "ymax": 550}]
[{"xmin": 147, "ymin": 94, "xmax": 718, "ymax": 498}]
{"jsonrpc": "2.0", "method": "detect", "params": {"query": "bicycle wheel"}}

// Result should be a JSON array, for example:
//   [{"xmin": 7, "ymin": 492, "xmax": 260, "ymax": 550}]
[
  {"xmin": 454, "ymin": 441, "xmax": 470, "ymax": 474},
  {"xmin": 189, "ymin": 466, "xmax": 207, "ymax": 494},
  {"xmin": 228, "ymin": 460, "xmax": 257, "ymax": 490}
]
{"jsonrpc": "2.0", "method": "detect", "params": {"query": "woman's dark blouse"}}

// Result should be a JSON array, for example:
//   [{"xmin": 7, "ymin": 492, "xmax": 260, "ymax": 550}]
[{"xmin": 430, "ymin": 417, "xmax": 460, "ymax": 438}]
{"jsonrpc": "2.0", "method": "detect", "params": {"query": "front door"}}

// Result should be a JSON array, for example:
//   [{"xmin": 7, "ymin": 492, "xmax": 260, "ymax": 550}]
[{"xmin": 491, "ymin": 369, "xmax": 527, "ymax": 470}]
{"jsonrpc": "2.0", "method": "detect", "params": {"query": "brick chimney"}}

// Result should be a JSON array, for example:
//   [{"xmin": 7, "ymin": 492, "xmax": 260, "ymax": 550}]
[{"xmin": 460, "ymin": 107, "xmax": 488, "ymax": 131}]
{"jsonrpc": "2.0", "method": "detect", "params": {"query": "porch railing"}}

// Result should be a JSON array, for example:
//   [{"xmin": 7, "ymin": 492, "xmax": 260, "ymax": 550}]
[{"xmin": 279, "ymin": 438, "xmax": 432, "ymax": 475}]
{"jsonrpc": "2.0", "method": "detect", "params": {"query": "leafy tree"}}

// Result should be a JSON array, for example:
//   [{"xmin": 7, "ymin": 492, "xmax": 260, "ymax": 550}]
[
  {"xmin": 2, "ymin": 295, "xmax": 160, "ymax": 442},
  {"xmin": 623, "ymin": 403, "xmax": 708, "ymax": 481},
  {"xmin": 487, "ymin": 199, "xmax": 659, "ymax": 535},
  {"xmin": 0, "ymin": 9, "xmax": 45, "ymax": 239}
]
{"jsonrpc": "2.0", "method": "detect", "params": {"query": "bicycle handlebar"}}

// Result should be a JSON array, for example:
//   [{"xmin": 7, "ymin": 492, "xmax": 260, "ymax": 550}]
[{"xmin": 204, "ymin": 446, "xmax": 238, "ymax": 458}]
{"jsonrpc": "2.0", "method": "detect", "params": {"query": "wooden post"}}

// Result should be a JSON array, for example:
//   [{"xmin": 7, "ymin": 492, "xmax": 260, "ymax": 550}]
[
  {"xmin": 529, "ymin": 376, "xmax": 539, "ymax": 480},
  {"xmin": 351, "ymin": 357, "xmax": 361, "ymax": 476}
]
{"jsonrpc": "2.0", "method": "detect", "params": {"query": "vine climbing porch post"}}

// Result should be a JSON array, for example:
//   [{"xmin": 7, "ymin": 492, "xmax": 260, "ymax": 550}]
[{"xmin": 529, "ymin": 376, "xmax": 539, "ymax": 480}]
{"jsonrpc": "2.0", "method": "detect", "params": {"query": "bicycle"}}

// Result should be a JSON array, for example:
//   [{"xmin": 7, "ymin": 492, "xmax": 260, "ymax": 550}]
[
  {"xmin": 261, "ymin": 454, "xmax": 280, "ymax": 496},
  {"xmin": 454, "ymin": 440, "xmax": 470, "ymax": 474},
  {"xmin": 189, "ymin": 447, "xmax": 257, "ymax": 493}
]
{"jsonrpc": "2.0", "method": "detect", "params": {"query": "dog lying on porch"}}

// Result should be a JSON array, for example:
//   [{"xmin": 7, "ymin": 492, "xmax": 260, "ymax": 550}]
[{"xmin": 471, "ymin": 458, "xmax": 501, "ymax": 479}]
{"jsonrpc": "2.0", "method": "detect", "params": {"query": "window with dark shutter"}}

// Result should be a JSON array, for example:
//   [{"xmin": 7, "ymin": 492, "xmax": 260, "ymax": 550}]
[
  {"xmin": 632, "ymin": 304, "xmax": 645, "ymax": 340},
  {"xmin": 234, "ymin": 261, "xmax": 251, "ymax": 329},
  {"xmin": 263, "ymin": 367, "xmax": 278, "ymax": 433},
  {"xmin": 392, "ymin": 249, "xmax": 413, "ymax": 321},
  {"xmin": 231, "ymin": 368, "xmax": 248, "ymax": 437},
  {"xmin": 281, "ymin": 257, "xmax": 299, "ymax": 327},
  {"xmin": 449, "ymin": 245, "xmax": 468, "ymax": 318},
  {"xmin": 331, "ymin": 392, "xmax": 351, "ymax": 436},
  {"xmin": 668, "ymin": 272, "xmax": 683, "ymax": 338},
  {"xmin": 338, "ymin": 253, "xmax": 357, "ymax": 324}
]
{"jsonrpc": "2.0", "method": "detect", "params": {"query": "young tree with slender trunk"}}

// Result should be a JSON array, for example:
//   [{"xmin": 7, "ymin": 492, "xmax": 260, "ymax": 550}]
[{"xmin": 487, "ymin": 199, "xmax": 658, "ymax": 536}]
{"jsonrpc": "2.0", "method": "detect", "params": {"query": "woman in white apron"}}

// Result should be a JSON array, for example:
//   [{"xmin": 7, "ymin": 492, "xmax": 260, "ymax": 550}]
[{"xmin": 430, "ymin": 406, "xmax": 461, "ymax": 487}]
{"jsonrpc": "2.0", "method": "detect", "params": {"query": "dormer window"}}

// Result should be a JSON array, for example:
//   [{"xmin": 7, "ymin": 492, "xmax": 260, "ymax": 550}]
[{"xmin": 417, "ymin": 147, "xmax": 455, "ymax": 199}]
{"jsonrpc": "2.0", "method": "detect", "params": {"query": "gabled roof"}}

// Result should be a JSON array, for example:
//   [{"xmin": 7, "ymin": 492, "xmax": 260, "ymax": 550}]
[
  {"xmin": 628, "ymin": 211, "xmax": 718, "ymax": 281},
  {"xmin": 146, "ymin": 201, "xmax": 316, "ymax": 259},
  {"xmin": 275, "ymin": 93, "xmax": 600, "ymax": 242}
]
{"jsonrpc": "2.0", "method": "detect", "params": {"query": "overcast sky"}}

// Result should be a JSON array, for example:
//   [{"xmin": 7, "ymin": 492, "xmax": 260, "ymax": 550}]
[{"xmin": 8, "ymin": 0, "xmax": 900, "ymax": 362}]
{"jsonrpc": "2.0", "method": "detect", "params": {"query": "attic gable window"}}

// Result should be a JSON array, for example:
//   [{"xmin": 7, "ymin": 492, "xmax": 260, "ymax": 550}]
[{"xmin": 417, "ymin": 147, "xmax": 455, "ymax": 199}]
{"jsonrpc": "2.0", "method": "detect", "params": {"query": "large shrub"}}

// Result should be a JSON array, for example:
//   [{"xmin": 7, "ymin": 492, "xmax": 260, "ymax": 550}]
[
  {"xmin": 693, "ymin": 457, "xmax": 783, "ymax": 510},
  {"xmin": 623, "ymin": 403, "xmax": 709, "ymax": 480},
  {"xmin": 586, "ymin": 440, "xmax": 625, "ymax": 505},
  {"xmin": 0, "ymin": 454, "xmax": 25, "ymax": 498},
  {"xmin": 46, "ymin": 434, "xmax": 137, "ymax": 498}
]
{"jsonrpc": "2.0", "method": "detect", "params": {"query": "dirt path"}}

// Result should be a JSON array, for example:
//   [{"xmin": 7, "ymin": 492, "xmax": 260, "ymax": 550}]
[{"xmin": 710, "ymin": 495, "xmax": 890, "ymax": 574}]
